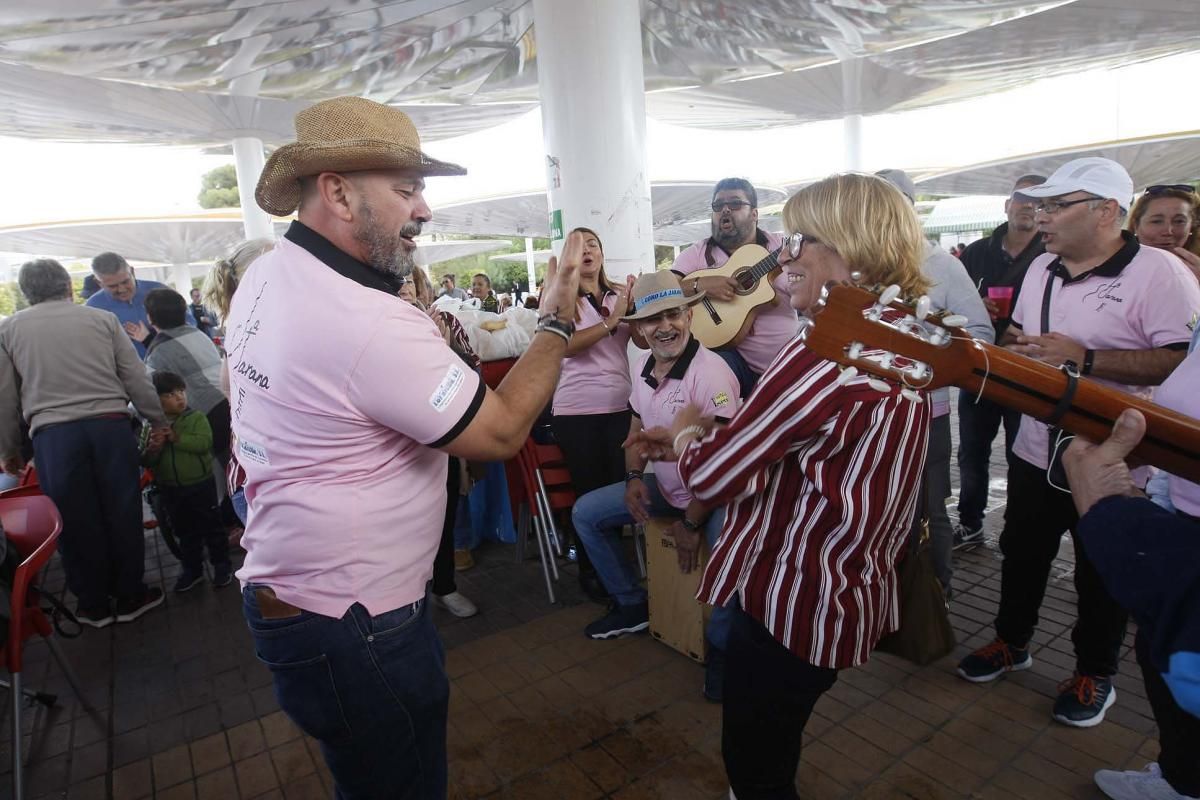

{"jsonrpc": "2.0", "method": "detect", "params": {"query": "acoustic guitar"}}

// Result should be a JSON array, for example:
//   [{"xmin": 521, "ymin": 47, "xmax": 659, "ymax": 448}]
[
  {"xmin": 800, "ymin": 282, "xmax": 1200, "ymax": 484},
  {"xmin": 685, "ymin": 243, "xmax": 785, "ymax": 350}
]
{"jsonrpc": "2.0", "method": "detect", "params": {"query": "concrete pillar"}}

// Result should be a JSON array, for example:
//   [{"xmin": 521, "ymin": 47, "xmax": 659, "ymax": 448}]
[
  {"xmin": 524, "ymin": 237, "xmax": 537, "ymax": 292},
  {"xmin": 232, "ymin": 136, "xmax": 274, "ymax": 241}
]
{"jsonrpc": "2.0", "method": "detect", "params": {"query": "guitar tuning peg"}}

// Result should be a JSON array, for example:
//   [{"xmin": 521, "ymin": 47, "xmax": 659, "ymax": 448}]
[
  {"xmin": 942, "ymin": 314, "xmax": 968, "ymax": 328},
  {"xmin": 900, "ymin": 388, "xmax": 923, "ymax": 403},
  {"xmin": 929, "ymin": 327, "xmax": 951, "ymax": 346},
  {"xmin": 879, "ymin": 285, "xmax": 901, "ymax": 305},
  {"xmin": 914, "ymin": 295, "xmax": 932, "ymax": 321},
  {"xmin": 837, "ymin": 366, "xmax": 859, "ymax": 385},
  {"xmin": 906, "ymin": 362, "xmax": 929, "ymax": 381},
  {"xmin": 878, "ymin": 352, "xmax": 894, "ymax": 369},
  {"xmin": 866, "ymin": 378, "xmax": 892, "ymax": 393},
  {"xmin": 847, "ymin": 342, "xmax": 864, "ymax": 360},
  {"xmin": 849, "ymin": 271, "xmax": 863, "ymax": 284}
]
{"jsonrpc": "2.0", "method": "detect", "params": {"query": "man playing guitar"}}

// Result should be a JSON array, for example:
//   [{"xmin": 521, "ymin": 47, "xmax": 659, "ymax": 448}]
[{"xmin": 672, "ymin": 178, "xmax": 796, "ymax": 397}]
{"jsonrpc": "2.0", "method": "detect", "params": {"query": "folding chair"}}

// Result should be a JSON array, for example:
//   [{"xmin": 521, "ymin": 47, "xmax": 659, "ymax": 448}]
[
  {"xmin": 0, "ymin": 494, "xmax": 95, "ymax": 800},
  {"xmin": 514, "ymin": 440, "xmax": 578, "ymax": 603}
]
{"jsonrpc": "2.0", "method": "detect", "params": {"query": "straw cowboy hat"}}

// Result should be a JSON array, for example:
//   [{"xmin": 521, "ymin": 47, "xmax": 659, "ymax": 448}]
[
  {"xmin": 621, "ymin": 271, "xmax": 707, "ymax": 321},
  {"xmin": 255, "ymin": 96, "xmax": 467, "ymax": 216}
]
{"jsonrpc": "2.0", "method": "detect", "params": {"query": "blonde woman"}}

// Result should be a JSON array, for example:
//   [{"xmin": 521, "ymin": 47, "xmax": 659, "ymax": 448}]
[{"xmin": 631, "ymin": 173, "xmax": 931, "ymax": 799}]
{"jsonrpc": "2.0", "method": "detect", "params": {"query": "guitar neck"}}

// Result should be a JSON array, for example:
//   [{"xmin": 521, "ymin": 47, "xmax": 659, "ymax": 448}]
[{"xmin": 963, "ymin": 342, "xmax": 1200, "ymax": 482}]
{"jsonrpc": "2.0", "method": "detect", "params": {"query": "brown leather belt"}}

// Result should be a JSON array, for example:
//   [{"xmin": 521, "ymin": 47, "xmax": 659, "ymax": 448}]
[{"xmin": 255, "ymin": 587, "xmax": 303, "ymax": 620}]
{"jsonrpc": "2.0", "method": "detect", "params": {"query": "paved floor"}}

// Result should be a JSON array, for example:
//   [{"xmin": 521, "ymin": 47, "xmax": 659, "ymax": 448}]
[{"xmin": 0, "ymin": 398, "xmax": 1163, "ymax": 799}]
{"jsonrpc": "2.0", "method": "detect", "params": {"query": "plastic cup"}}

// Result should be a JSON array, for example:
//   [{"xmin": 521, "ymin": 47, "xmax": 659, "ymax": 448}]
[{"xmin": 987, "ymin": 286, "xmax": 1013, "ymax": 320}]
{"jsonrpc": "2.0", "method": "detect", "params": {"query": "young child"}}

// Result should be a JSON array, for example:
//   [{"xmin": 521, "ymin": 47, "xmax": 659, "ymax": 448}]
[{"xmin": 142, "ymin": 371, "xmax": 232, "ymax": 592}]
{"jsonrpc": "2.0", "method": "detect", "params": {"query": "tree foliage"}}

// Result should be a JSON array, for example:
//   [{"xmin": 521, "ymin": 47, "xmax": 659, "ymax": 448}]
[{"xmin": 198, "ymin": 164, "xmax": 240, "ymax": 209}]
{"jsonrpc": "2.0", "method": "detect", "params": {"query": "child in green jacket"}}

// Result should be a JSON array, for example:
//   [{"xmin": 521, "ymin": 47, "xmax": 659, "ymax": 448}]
[{"xmin": 143, "ymin": 371, "xmax": 231, "ymax": 592}]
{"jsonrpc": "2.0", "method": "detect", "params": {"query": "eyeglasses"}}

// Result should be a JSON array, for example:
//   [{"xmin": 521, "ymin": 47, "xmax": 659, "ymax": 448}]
[
  {"xmin": 638, "ymin": 307, "xmax": 686, "ymax": 325},
  {"xmin": 779, "ymin": 232, "xmax": 811, "ymax": 260},
  {"xmin": 1034, "ymin": 196, "xmax": 1100, "ymax": 215},
  {"xmin": 1145, "ymin": 184, "xmax": 1195, "ymax": 195},
  {"xmin": 711, "ymin": 200, "xmax": 752, "ymax": 212}
]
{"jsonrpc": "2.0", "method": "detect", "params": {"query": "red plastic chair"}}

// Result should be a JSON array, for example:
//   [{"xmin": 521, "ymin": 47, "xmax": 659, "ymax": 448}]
[
  {"xmin": 0, "ymin": 494, "xmax": 93, "ymax": 800},
  {"xmin": 514, "ymin": 439, "xmax": 579, "ymax": 603}
]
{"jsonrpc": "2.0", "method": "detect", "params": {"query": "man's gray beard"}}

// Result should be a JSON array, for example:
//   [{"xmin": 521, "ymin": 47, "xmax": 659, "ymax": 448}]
[
  {"xmin": 712, "ymin": 218, "xmax": 752, "ymax": 251},
  {"xmin": 354, "ymin": 200, "xmax": 419, "ymax": 278}
]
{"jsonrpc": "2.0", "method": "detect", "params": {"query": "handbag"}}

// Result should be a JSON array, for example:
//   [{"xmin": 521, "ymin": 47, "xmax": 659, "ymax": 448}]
[{"xmin": 876, "ymin": 517, "xmax": 956, "ymax": 666}]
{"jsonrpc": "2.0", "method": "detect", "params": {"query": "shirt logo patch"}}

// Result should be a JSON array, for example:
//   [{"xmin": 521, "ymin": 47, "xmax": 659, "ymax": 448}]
[
  {"xmin": 712, "ymin": 391, "xmax": 730, "ymax": 408},
  {"xmin": 430, "ymin": 364, "xmax": 466, "ymax": 413},
  {"xmin": 238, "ymin": 438, "xmax": 270, "ymax": 465},
  {"xmin": 1189, "ymin": 311, "xmax": 1199, "ymax": 332}
]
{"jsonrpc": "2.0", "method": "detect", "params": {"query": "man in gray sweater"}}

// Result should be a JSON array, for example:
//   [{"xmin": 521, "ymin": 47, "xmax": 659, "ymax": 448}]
[{"xmin": 0, "ymin": 259, "xmax": 170, "ymax": 627}]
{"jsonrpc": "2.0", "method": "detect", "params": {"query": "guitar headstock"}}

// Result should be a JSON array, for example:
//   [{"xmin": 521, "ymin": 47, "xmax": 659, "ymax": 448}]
[{"xmin": 800, "ymin": 283, "xmax": 981, "ymax": 395}]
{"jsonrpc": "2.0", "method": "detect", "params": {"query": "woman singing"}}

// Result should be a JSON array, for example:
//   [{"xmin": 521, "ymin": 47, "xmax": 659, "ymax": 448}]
[{"xmin": 632, "ymin": 173, "xmax": 932, "ymax": 798}]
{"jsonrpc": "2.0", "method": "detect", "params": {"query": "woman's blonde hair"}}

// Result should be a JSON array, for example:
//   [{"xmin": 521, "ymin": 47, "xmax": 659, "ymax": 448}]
[
  {"xmin": 782, "ymin": 173, "xmax": 929, "ymax": 299},
  {"xmin": 409, "ymin": 265, "xmax": 435, "ymax": 305},
  {"xmin": 1127, "ymin": 187, "xmax": 1199, "ymax": 256},
  {"xmin": 202, "ymin": 238, "xmax": 275, "ymax": 320}
]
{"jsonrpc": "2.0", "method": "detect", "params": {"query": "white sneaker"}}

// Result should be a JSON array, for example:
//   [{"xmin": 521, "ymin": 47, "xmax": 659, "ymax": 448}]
[
  {"xmin": 1095, "ymin": 763, "xmax": 1200, "ymax": 800},
  {"xmin": 433, "ymin": 591, "xmax": 478, "ymax": 619}
]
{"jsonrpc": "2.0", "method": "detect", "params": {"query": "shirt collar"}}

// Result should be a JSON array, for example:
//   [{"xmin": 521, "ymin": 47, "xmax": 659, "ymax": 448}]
[
  {"xmin": 284, "ymin": 220, "xmax": 403, "ymax": 296},
  {"xmin": 1047, "ymin": 230, "xmax": 1139, "ymax": 285},
  {"xmin": 639, "ymin": 334, "xmax": 701, "ymax": 389}
]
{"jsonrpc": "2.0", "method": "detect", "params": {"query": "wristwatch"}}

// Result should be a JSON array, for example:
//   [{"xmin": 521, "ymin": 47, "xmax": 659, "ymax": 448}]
[
  {"xmin": 680, "ymin": 517, "xmax": 702, "ymax": 532},
  {"xmin": 624, "ymin": 470, "xmax": 644, "ymax": 484},
  {"xmin": 536, "ymin": 314, "xmax": 576, "ymax": 342}
]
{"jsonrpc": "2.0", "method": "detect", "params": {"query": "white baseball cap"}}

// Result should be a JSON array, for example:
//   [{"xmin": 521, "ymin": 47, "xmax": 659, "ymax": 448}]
[{"xmin": 1016, "ymin": 157, "xmax": 1133, "ymax": 210}]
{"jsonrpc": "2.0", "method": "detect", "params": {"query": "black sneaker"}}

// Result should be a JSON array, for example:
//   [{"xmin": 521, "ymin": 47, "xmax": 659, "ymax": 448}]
[
  {"xmin": 173, "ymin": 569, "xmax": 204, "ymax": 594},
  {"xmin": 703, "ymin": 645, "xmax": 725, "ymax": 702},
  {"xmin": 1053, "ymin": 673, "xmax": 1115, "ymax": 728},
  {"xmin": 115, "ymin": 587, "xmax": 165, "ymax": 623},
  {"xmin": 211, "ymin": 562, "xmax": 234, "ymax": 588},
  {"xmin": 952, "ymin": 523, "xmax": 985, "ymax": 550},
  {"xmin": 76, "ymin": 605, "xmax": 115, "ymax": 629},
  {"xmin": 957, "ymin": 638, "xmax": 1032, "ymax": 683},
  {"xmin": 584, "ymin": 602, "xmax": 649, "ymax": 640}
]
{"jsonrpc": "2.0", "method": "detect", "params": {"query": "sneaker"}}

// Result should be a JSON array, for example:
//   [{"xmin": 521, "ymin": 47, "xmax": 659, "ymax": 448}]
[
  {"xmin": 584, "ymin": 602, "xmax": 649, "ymax": 640},
  {"xmin": 704, "ymin": 645, "xmax": 726, "ymax": 702},
  {"xmin": 114, "ymin": 587, "xmax": 165, "ymax": 623},
  {"xmin": 433, "ymin": 591, "xmax": 478, "ymax": 618},
  {"xmin": 453, "ymin": 549, "xmax": 474, "ymax": 571},
  {"xmin": 211, "ymin": 562, "xmax": 234, "ymax": 588},
  {"xmin": 1054, "ymin": 673, "xmax": 1116, "ymax": 728},
  {"xmin": 956, "ymin": 638, "xmax": 1033, "ymax": 683},
  {"xmin": 75, "ymin": 605, "xmax": 115, "ymax": 629},
  {"xmin": 173, "ymin": 569, "xmax": 204, "ymax": 594},
  {"xmin": 1095, "ymin": 762, "xmax": 1199, "ymax": 800},
  {"xmin": 952, "ymin": 523, "xmax": 985, "ymax": 550}
]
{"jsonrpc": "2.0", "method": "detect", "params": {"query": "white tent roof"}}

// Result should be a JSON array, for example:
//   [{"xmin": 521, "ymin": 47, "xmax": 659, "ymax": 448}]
[
  {"xmin": 2, "ymin": 1, "xmax": 1198, "ymax": 142},
  {"xmin": 0, "ymin": 213, "xmax": 511, "ymax": 267},
  {"xmin": 921, "ymin": 196, "xmax": 1007, "ymax": 235},
  {"xmin": 425, "ymin": 182, "xmax": 789, "ymax": 239},
  {"xmin": 915, "ymin": 131, "xmax": 1200, "ymax": 196}
]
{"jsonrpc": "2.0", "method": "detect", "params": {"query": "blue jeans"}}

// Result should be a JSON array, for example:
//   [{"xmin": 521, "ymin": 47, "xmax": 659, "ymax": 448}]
[
  {"xmin": 242, "ymin": 585, "xmax": 449, "ymax": 799},
  {"xmin": 572, "ymin": 476, "xmax": 732, "ymax": 650},
  {"xmin": 231, "ymin": 487, "xmax": 248, "ymax": 526}
]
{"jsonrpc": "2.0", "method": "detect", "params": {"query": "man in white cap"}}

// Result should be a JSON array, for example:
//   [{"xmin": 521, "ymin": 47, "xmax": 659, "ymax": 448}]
[
  {"xmin": 957, "ymin": 157, "xmax": 1200, "ymax": 730},
  {"xmin": 227, "ymin": 96, "xmax": 584, "ymax": 797},
  {"xmin": 572, "ymin": 270, "xmax": 741, "ymax": 700}
]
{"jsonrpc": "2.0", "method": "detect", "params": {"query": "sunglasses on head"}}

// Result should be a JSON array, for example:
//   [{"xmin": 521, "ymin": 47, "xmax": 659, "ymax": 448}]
[{"xmin": 1145, "ymin": 184, "xmax": 1195, "ymax": 195}]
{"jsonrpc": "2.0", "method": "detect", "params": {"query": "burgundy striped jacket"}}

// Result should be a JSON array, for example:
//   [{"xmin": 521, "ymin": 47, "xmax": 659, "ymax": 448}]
[{"xmin": 680, "ymin": 336, "xmax": 930, "ymax": 669}]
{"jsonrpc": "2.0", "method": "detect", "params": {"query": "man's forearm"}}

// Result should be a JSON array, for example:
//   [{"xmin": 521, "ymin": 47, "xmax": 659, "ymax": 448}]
[
  {"xmin": 491, "ymin": 331, "xmax": 568, "ymax": 439},
  {"xmin": 1091, "ymin": 348, "xmax": 1185, "ymax": 386}
]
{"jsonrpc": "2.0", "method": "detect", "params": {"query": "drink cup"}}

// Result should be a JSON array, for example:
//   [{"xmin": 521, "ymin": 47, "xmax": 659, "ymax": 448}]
[{"xmin": 987, "ymin": 286, "xmax": 1014, "ymax": 320}]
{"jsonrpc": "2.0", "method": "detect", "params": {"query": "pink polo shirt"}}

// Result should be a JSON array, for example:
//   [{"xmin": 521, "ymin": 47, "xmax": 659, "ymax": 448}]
[
  {"xmin": 228, "ymin": 228, "xmax": 484, "ymax": 618},
  {"xmin": 1156, "ymin": 342, "xmax": 1200, "ymax": 516},
  {"xmin": 552, "ymin": 291, "xmax": 632, "ymax": 416},
  {"xmin": 672, "ymin": 231, "xmax": 798, "ymax": 374},
  {"xmin": 1010, "ymin": 236, "xmax": 1200, "ymax": 477},
  {"xmin": 629, "ymin": 337, "xmax": 740, "ymax": 508}
]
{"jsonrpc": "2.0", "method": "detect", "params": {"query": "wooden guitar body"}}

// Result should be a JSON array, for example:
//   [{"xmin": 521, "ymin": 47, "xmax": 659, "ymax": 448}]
[{"xmin": 685, "ymin": 244, "xmax": 780, "ymax": 350}]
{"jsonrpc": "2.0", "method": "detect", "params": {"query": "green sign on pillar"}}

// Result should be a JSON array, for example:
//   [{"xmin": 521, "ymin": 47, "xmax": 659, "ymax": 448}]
[{"xmin": 549, "ymin": 209, "xmax": 563, "ymax": 241}]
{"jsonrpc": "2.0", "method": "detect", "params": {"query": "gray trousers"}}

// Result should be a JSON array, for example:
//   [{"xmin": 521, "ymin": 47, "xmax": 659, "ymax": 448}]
[{"xmin": 915, "ymin": 414, "xmax": 953, "ymax": 594}]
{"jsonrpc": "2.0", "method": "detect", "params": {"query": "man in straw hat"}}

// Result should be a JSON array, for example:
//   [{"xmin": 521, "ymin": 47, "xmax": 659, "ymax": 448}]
[
  {"xmin": 571, "ymin": 271, "xmax": 741, "ymax": 699},
  {"xmin": 227, "ymin": 96, "xmax": 585, "ymax": 797}
]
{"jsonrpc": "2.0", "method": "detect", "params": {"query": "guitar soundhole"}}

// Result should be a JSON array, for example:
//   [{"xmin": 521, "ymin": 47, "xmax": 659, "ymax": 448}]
[{"xmin": 732, "ymin": 268, "xmax": 757, "ymax": 295}]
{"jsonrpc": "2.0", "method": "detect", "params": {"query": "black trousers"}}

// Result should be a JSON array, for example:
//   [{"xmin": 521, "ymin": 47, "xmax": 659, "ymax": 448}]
[
  {"xmin": 995, "ymin": 456, "xmax": 1128, "ymax": 677},
  {"xmin": 432, "ymin": 457, "xmax": 460, "ymax": 597},
  {"xmin": 32, "ymin": 418, "xmax": 146, "ymax": 610},
  {"xmin": 723, "ymin": 606, "xmax": 838, "ymax": 799},
  {"xmin": 1138, "ymin": 630, "xmax": 1200, "ymax": 795},
  {"xmin": 159, "ymin": 480, "xmax": 230, "ymax": 572},
  {"xmin": 205, "ymin": 399, "xmax": 232, "ymax": 468},
  {"xmin": 955, "ymin": 391, "xmax": 1021, "ymax": 530},
  {"xmin": 550, "ymin": 410, "xmax": 631, "ymax": 570}
]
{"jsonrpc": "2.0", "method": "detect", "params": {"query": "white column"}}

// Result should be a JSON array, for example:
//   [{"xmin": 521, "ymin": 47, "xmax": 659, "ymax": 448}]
[
  {"xmin": 233, "ymin": 136, "xmax": 275, "ymax": 241},
  {"xmin": 532, "ymin": 0, "xmax": 653, "ymax": 280},
  {"xmin": 170, "ymin": 262, "xmax": 193, "ymax": 295},
  {"xmin": 841, "ymin": 58, "xmax": 865, "ymax": 171},
  {"xmin": 524, "ymin": 237, "xmax": 537, "ymax": 292}
]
